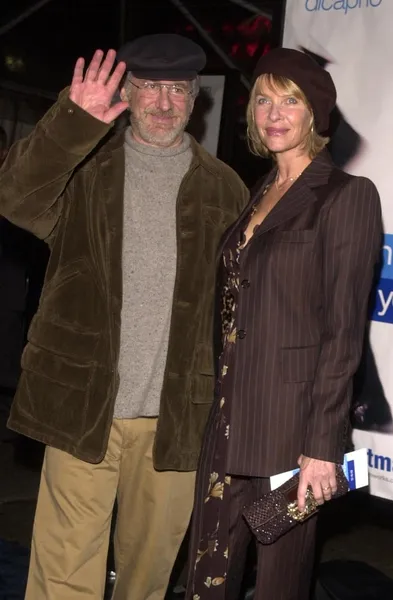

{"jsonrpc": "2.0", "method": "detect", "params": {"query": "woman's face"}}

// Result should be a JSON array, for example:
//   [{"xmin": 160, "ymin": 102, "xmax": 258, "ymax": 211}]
[{"xmin": 254, "ymin": 78, "xmax": 312, "ymax": 157}]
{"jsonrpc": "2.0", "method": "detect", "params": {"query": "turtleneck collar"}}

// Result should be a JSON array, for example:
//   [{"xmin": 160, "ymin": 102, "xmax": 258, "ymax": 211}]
[{"xmin": 124, "ymin": 127, "xmax": 191, "ymax": 158}]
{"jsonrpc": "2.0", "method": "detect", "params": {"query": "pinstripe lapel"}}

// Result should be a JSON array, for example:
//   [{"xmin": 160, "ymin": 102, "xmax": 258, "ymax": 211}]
[
  {"xmin": 256, "ymin": 149, "xmax": 334, "ymax": 236},
  {"xmin": 215, "ymin": 150, "xmax": 335, "ymax": 263}
]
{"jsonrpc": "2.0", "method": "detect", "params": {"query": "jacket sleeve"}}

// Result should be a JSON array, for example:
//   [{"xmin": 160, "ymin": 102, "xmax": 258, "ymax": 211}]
[
  {"xmin": 303, "ymin": 176, "xmax": 383, "ymax": 463},
  {"xmin": 237, "ymin": 179, "xmax": 250, "ymax": 213},
  {"xmin": 235, "ymin": 177, "xmax": 250, "ymax": 214},
  {"xmin": 0, "ymin": 89, "xmax": 111, "ymax": 240}
]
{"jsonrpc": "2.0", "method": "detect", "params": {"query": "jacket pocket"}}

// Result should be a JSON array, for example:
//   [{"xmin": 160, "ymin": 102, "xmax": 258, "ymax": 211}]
[
  {"xmin": 191, "ymin": 342, "xmax": 215, "ymax": 404},
  {"xmin": 19, "ymin": 337, "xmax": 96, "ymax": 438},
  {"xmin": 273, "ymin": 230, "xmax": 315, "ymax": 243},
  {"xmin": 40, "ymin": 258, "xmax": 103, "ymax": 334},
  {"xmin": 281, "ymin": 345, "xmax": 320, "ymax": 383},
  {"xmin": 21, "ymin": 342, "xmax": 94, "ymax": 391},
  {"xmin": 28, "ymin": 314, "xmax": 100, "ymax": 362}
]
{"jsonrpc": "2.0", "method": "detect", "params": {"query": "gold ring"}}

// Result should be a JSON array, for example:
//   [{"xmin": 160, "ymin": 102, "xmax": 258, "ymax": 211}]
[{"xmin": 322, "ymin": 486, "xmax": 330, "ymax": 491}]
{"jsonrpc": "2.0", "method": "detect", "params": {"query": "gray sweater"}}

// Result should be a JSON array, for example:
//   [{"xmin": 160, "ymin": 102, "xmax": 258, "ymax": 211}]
[{"xmin": 113, "ymin": 129, "xmax": 193, "ymax": 419}]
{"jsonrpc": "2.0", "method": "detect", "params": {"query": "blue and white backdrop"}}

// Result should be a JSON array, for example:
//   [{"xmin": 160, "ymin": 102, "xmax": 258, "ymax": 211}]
[{"xmin": 283, "ymin": 0, "xmax": 393, "ymax": 500}]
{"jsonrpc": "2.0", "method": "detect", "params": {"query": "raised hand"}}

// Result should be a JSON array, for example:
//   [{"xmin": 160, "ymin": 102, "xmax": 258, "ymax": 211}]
[{"xmin": 69, "ymin": 49, "xmax": 129, "ymax": 124}]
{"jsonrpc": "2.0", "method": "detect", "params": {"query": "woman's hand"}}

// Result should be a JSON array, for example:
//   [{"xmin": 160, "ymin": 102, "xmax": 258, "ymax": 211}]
[
  {"xmin": 69, "ymin": 49, "xmax": 129, "ymax": 123},
  {"xmin": 297, "ymin": 454, "xmax": 337, "ymax": 512}
]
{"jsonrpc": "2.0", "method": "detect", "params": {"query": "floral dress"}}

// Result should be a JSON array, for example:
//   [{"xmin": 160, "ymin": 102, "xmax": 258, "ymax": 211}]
[{"xmin": 188, "ymin": 208, "xmax": 255, "ymax": 600}]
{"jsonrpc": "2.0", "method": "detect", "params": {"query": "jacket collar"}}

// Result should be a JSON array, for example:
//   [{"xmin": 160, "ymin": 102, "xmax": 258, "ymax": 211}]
[
  {"xmin": 297, "ymin": 148, "xmax": 334, "ymax": 189},
  {"xmin": 188, "ymin": 136, "xmax": 222, "ymax": 178},
  {"xmin": 217, "ymin": 149, "xmax": 334, "ymax": 255},
  {"xmin": 254, "ymin": 148, "xmax": 334, "ymax": 236},
  {"xmin": 96, "ymin": 126, "xmax": 125, "ymax": 163}
]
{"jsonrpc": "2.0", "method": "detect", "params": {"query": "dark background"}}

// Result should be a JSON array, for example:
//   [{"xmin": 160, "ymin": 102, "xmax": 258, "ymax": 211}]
[
  {"xmin": 0, "ymin": 0, "xmax": 284, "ymax": 185},
  {"xmin": 0, "ymin": 0, "xmax": 282, "ymax": 91}
]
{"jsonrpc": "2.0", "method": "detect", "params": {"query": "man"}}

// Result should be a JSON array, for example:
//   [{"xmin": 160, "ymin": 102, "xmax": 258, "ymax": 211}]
[{"xmin": 0, "ymin": 34, "xmax": 248, "ymax": 599}]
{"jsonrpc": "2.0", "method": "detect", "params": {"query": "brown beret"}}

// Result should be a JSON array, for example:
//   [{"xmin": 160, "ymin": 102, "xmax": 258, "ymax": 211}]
[
  {"xmin": 252, "ymin": 48, "xmax": 337, "ymax": 133},
  {"xmin": 117, "ymin": 33, "xmax": 206, "ymax": 81}
]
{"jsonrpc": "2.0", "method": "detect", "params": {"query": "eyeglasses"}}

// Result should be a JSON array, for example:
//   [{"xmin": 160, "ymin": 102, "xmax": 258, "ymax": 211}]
[{"xmin": 130, "ymin": 80, "xmax": 192, "ymax": 100}]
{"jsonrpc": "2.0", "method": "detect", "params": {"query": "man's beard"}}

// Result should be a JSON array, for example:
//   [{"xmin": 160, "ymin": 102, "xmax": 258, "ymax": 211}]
[{"xmin": 130, "ymin": 108, "xmax": 190, "ymax": 147}]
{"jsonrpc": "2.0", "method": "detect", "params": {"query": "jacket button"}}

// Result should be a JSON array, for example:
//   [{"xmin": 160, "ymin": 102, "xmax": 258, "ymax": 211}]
[
  {"xmin": 241, "ymin": 279, "xmax": 250, "ymax": 288},
  {"xmin": 237, "ymin": 329, "xmax": 246, "ymax": 339}
]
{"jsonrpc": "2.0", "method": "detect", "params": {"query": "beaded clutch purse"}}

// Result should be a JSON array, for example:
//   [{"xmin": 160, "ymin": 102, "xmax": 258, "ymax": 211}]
[{"xmin": 243, "ymin": 465, "xmax": 349, "ymax": 545}]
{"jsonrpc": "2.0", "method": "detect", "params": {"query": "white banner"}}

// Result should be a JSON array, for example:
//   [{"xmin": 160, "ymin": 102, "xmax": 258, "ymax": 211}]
[{"xmin": 283, "ymin": 0, "xmax": 393, "ymax": 500}]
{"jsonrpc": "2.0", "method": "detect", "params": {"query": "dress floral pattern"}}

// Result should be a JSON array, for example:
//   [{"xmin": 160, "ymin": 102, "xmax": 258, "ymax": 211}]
[
  {"xmin": 187, "ymin": 188, "xmax": 268, "ymax": 600},
  {"xmin": 190, "ymin": 226, "xmax": 245, "ymax": 600}
]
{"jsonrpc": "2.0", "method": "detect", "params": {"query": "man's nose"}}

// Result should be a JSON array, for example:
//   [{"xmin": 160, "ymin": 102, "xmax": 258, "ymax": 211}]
[{"xmin": 156, "ymin": 87, "xmax": 172, "ymax": 111}]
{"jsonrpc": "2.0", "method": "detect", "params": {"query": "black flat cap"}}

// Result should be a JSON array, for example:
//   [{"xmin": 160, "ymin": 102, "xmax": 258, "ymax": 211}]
[
  {"xmin": 252, "ymin": 48, "xmax": 337, "ymax": 133},
  {"xmin": 117, "ymin": 33, "xmax": 206, "ymax": 81}
]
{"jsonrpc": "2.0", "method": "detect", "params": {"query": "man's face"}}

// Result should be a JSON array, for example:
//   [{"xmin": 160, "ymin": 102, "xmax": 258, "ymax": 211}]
[{"xmin": 121, "ymin": 76, "xmax": 195, "ymax": 148}]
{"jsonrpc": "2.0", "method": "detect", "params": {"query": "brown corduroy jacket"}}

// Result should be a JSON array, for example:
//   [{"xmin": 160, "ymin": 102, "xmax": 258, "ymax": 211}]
[{"xmin": 0, "ymin": 91, "xmax": 249, "ymax": 469}]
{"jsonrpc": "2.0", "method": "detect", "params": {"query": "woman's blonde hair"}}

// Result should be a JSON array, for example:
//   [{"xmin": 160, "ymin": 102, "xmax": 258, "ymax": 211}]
[{"xmin": 246, "ymin": 73, "xmax": 329, "ymax": 159}]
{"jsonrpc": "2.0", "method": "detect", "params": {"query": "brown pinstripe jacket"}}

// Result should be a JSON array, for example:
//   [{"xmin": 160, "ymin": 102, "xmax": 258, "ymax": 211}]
[{"xmin": 216, "ymin": 150, "xmax": 382, "ymax": 477}]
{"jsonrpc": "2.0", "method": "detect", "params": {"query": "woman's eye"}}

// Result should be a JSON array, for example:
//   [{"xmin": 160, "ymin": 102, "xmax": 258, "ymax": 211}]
[
  {"xmin": 257, "ymin": 97, "xmax": 269, "ymax": 105},
  {"xmin": 286, "ymin": 97, "xmax": 298, "ymax": 104}
]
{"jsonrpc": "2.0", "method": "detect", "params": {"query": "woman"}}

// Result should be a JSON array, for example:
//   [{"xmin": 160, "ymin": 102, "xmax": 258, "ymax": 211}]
[{"xmin": 186, "ymin": 48, "xmax": 382, "ymax": 600}]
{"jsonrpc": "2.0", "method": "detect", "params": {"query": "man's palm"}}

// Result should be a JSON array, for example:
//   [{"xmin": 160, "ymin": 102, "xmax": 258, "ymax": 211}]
[{"xmin": 69, "ymin": 49, "xmax": 128, "ymax": 124}]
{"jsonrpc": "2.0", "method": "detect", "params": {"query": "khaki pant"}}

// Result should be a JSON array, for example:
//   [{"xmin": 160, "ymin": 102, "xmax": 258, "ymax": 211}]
[{"xmin": 25, "ymin": 418, "xmax": 196, "ymax": 600}]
